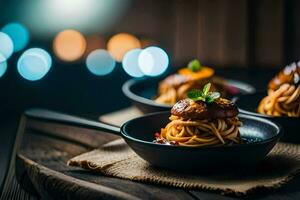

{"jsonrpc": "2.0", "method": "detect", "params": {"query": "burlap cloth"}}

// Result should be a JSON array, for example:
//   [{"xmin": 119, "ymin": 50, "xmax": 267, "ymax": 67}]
[{"xmin": 67, "ymin": 107, "xmax": 300, "ymax": 195}]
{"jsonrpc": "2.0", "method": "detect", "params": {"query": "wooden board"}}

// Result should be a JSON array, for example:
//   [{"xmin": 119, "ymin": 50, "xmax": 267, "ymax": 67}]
[
  {"xmin": 15, "ymin": 116, "xmax": 300, "ymax": 200},
  {"xmin": 15, "ymin": 118, "xmax": 196, "ymax": 200}
]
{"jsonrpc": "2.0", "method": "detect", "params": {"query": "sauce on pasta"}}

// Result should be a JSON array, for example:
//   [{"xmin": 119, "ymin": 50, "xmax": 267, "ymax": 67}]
[
  {"xmin": 154, "ymin": 84, "xmax": 243, "ymax": 147},
  {"xmin": 258, "ymin": 62, "xmax": 300, "ymax": 117}
]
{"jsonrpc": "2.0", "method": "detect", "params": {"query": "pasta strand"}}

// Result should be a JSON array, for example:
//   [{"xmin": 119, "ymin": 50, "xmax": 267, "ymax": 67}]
[
  {"xmin": 158, "ymin": 115, "xmax": 242, "ymax": 147},
  {"xmin": 258, "ymin": 84, "xmax": 300, "ymax": 117}
]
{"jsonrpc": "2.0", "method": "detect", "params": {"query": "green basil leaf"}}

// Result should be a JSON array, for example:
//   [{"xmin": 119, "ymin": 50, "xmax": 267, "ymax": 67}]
[
  {"xmin": 187, "ymin": 89, "xmax": 203, "ymax": 99},
  {"xmin": 187, "ymin": 83, "xmax": 218, "ymax": 103},
  {"xmin": 206, "ymin": 96, "xmax": 214, "ymax": 103},
  {"xmin": 194, "ymin": 96, "xmax": 206, "ymax": 102},
  {"xmin": 187, "ymin": 59, "xmax": 202, "ymax": 72},
  {"xmin": 202, "ymin": 83, "xmax": 211, "ymax": 95}
]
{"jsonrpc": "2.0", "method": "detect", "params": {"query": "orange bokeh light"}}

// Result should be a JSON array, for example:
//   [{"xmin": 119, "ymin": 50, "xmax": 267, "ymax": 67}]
[
  {"xmin": 53, "ymin": 29, "xmax": 86, "ymax": 61},
  {"xmin": 107, "ymin": 33, "xmax": 141, "ymax": 62}
]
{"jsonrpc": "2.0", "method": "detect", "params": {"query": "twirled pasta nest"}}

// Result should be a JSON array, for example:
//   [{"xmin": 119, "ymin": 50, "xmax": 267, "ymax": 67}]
[{"xmin": 258, "ymin": 83, "xmax": 300, "ymax": 117}]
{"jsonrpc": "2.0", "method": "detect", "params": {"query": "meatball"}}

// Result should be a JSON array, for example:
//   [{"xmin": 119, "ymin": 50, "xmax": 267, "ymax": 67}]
[
  {"xmin": 171, "ymin": 98, "xmax": 238, "ymax": 120},
  {"xmin": 268, "ymin": 63, "xmax": 300, "ymax": 91}
]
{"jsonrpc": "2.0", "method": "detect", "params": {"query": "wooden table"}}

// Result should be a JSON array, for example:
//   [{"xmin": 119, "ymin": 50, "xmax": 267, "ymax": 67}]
[
  {"xmin": 1, "ymin": 116, "xmax": 299, "ymax": 200},
  {"xmin": 1, "ymin": 67, "xmax": 300, "ymax": 199}
]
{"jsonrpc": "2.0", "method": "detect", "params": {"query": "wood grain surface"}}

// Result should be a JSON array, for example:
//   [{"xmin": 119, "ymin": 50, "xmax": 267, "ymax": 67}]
[
  {"xmin": 9, "ymin": 117, "xmax": 300, "ymax": 200},
  {"xmin": 15, "ymin": 119, "xmax": 196, "ymax": 200}
]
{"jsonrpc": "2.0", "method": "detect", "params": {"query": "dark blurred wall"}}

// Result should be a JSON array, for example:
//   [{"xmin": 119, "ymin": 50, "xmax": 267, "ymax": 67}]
[
  {"xmin": 1, "ymin": 0, "xmax": 299, "ymax": 67},
  {"xmin": 0, "ymin": 0, "xmax": 298, "ymax": 116},
  {"xmin": 107, "ymin": 0, "xmax": 296, "ymax": 68}
]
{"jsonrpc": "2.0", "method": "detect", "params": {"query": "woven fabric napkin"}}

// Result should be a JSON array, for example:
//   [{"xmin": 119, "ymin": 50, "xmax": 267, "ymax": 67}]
[
  {"xmin": 67, "ymin": 107, "xmax": 300, "ymax": 195},
  {"xmin": 68, "ymin": 138, "xmax": 300, "ymax": 195}
]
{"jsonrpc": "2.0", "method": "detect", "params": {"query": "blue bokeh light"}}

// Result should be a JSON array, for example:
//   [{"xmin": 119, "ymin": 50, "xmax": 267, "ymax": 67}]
[
  {"xmin": 0, "ymin": 32, "xmax": 14, "ymax": 60},
  {"xmin": 138, "ymin": 46, "xmax": 169, "ymax": 76},
  {"xmin": 122, "ymin": 49, "xmax": 144, "ymax": 78},
  {"xmin": 86, "ymin": 49, "xmax": 116, "ymax": 76},
  {"xmin": 0, "ymin": 54, "xmax": 7, "ymax": 78},
  {"xmin": 23, "ymin": 48, "xmax": 52, "ymax": 69},
  {"xmin": 17, "ymin": 48, "xmax": 52, "ymax": 81},
  {"xmin": 1, "ymin": 23, "xmax": 29, "ymax": 52}
]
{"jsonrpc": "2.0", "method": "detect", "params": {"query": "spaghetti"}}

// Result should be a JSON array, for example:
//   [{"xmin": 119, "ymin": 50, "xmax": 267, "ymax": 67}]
[
  {"xmin": 258, "ymin": 63, "xmax": 300, "ymax": 117},
  {"xmin": 155, "ymin": 83, "xmax": 242, "ymax": 147},
  {"xmin": 155, "ymin": 77, "xmax": 212, "ymax": 105},
  {"xmin": 156, "ymin": 115, "xmax": 242, "ymax": 147},
  {"xmin": 258, "ymin": 83, "xmax": 300, "ymax": 117},
  {"xmin": 155, "ymin": 60, "xmax": 227, "ymax": 105}
]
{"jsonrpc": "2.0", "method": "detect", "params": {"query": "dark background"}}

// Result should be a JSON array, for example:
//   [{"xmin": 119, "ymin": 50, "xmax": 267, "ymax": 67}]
[
  {"xmin": 0, "ymin": 0, "xmax": 298, "ymax": 116},
  {"xmin": 0, "ymin": 1, "xmax": 295, "ymax": 198}
]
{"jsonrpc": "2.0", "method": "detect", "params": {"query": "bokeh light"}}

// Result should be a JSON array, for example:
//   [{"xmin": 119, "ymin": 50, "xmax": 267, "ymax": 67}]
[
  {"xmin": 23, "ymin": 48, "xmax": 52, "ymax": 68},
  {"xmin": 86, "ymin": 49, "xmax": 116, "ymax": 76},
  {"xmin": 53, "ymin": 29, "xmax": 86, "ymax": 61},
  {"xmin": 18, "ymin": 0, "xmax": 131, "ymax": 37},
  {"xmin": 1, "ymin": 23, "xmax": 29, "ymax": 52},
  {"xmin": 138, "ymin": 46, "xmax": 169, "ymax": 76},
  {"xmin": 84, "ymin": 34, "xmax": 106, "ymax": 58},
  {"xmin": 0, "ymin": 54, "xmax": 7, "ymax": 78},
  {"xmin": 122, "ymin": 49, "xmax": 144, "ymax": 78},
  {"xmin": 17, "ymin": 48, "xmax": 52, "ymax": 81},
  {"xmin": 107, "ymin": 33, "xmax": 141, "ymax": 62},
  {"xmin": 0, "ymin": 32, "xmax": 14, "ymax": 60}
]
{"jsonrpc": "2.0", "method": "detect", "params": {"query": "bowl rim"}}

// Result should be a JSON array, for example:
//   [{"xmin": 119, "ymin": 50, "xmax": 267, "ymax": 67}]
[
  {"xmin": 122, "ymin": 77, "xmax": 256, "ymax": 109},
  {"xmin": 122, "ymin": 78, "xmax": 172, "ymax": 108},
  {"xmin": 120, "ymin": 111, "xmax": 283, "ymax": 150}
]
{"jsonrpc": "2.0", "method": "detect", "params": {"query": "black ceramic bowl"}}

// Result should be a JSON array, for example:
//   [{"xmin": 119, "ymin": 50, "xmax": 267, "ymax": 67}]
[
  {"xmin": 122, "ymin": 77, "xmax": 255, "ymax": 113},
  {"xmin": 236, "ymin": 92, "xmax": 299, "ymax": 143},
  {"xmin": 27, "ymin": 109, "xmax": 282, "ymax": 171},
  {"xmin": 123, "ymin": 112, "xmax": 282, "ymax": 171}
]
